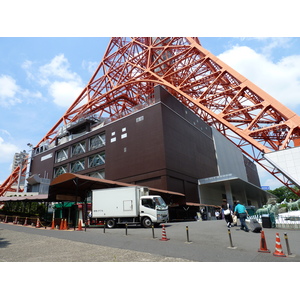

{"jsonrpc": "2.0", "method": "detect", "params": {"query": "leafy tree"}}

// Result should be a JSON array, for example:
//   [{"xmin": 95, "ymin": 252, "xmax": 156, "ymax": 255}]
[{"xmin": 269, "ymin": 186, "xmax": 300, "ymax": 203}]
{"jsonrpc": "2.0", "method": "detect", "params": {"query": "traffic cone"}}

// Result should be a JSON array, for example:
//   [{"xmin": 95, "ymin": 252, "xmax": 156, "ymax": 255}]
[
  {"xmin": 63, "ymin": 219, "xmax": 68, "ymax": 230},
  {"xmin": 4, "ymin": 215, "xmax": 8, "ymax": 223},
  {"xmin": 59, "ymin": 218, "xmax": 64, "ymax": 230},
  {"xmin": 50, "ymin": 218, "xmax": 55, "ymax": 230},
  {"xmin": 258, "ymin": 230, "xmax": 270, "ymax": 253},
  {"xmin": 76, "ymin": 220, "xmax": 83, "ymax": 231},
  {"xmin": 13, "ymin": 216, "xmax": 18, "ymax": 224},
  {"xmin": 159, "ymin": 224, "xmax": 169, "ymax": 241},
  {"xmin": 273, "ymin": 233, "xmax": 286, "ymax": 257},
  {"xmin": 36, "ymin": 218, "xmax": 41, "ymax": 228},
  {"xmin": 23, "ymin": 217, "xmax": 28, "ymax": 226}
]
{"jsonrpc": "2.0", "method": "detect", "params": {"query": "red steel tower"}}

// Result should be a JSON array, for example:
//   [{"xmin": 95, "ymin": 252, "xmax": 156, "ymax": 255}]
[{"xmin": 1, "ymin": 37, "xmax": 300, "ymax": 196}]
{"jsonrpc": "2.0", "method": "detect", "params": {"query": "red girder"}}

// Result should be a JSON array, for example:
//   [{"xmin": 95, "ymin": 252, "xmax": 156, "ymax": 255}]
[{"xmin": 1, "ymin": 37, "xmax": 300, "ymax": 196}]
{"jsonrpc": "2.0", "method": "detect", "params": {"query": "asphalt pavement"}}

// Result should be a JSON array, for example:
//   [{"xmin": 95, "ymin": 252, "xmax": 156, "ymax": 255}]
[{"xmin": 1, "ymin": 219, "xmax": 300, "ymax": 262}]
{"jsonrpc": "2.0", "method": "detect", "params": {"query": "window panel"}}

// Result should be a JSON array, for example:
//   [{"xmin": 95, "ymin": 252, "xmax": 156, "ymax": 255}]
[
  {"xmin": 89, "ymin": 133, "xmax": 106, "ymax": 150},
  {"xmin": 88, "ymin": 152, "xmax": 105, "ymax": 168},
  {"xmin": 55, "ymin": 148, "xmax": 68, "ymax": 163},
  {"xmin": 72, "ymin": 142, "xmax": 85, "ymax": 156},
  {"xmin": 88, "ymin": 170, "xmax": 105, "ymax": 179},
  {"xmin": 71, "ymin": 159, "xmax": 85, "ymax": 172},
  {"xmin": 54, "ymin": 165, "xmax": 67, "ymax": 178}
]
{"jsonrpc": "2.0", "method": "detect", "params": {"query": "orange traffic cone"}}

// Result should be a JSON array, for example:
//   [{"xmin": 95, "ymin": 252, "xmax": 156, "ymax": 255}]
[
  {"xmin": 50, "ymin": 218, "xmax": 55, "ymax": 230},
  {"xmin": 258, "ymin": 230, "xmax": 270, "ymax": 253},
  {"xmin": 59, "ymin": 218, "xmax": 64, "ymax": 230},
  {"xmin": 76, "ymin": 220, "xmax": 83, "ymax": 231},
  {"xmin": 36, "ymin": 218, "xmax": 41, "ymax": 228},
  {"xmin": 63, "ymin": 219, "xmax": 68, "ymax": 230},
  {"xmin": 273, "ymin": 233, "xmax": 286, "ymax": 257},
  {"xmin": 13, "ymin": 216, "xmax": 18, "ymax": 224},
  {"xmin": 159, "ymin": 224, "xmax": 169, "ymax": 241},
  {"xmin": 23, "ymin": 217, "xmax": 28, "ymax": 226}
]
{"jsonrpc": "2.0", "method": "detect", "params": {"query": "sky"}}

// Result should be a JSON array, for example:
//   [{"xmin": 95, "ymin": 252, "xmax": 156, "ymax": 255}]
[
  {"xmin": 2, "ymin": 37, "xmax": 300, "ymax": 189},
  {"xmin": 1, "ymin": 0, "xmax": 300, "ymax": 192}
]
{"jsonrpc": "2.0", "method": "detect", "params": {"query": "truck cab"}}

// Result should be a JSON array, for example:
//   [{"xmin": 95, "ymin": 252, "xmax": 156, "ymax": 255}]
[{"xmin": 140, "ymin": 196, "xmax": 169, "ymax": 227}]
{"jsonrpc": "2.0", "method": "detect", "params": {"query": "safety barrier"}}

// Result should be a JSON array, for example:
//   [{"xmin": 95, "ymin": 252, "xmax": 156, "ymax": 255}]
[
  {"xmin": 248, "ymin": 214, "xmax": 300, "ymax": 230},
  {"xmin": 0, "ymin": 214, "xmax": 70, "ymax": 230}
]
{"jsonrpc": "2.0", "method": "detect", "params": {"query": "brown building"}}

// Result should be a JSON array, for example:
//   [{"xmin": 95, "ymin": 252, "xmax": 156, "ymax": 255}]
[{"xmin": 27, "ymin": 85, "xmax": 268, "ymax": 219}]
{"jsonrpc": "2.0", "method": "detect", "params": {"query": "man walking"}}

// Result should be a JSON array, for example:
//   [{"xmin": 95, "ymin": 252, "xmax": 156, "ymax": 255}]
[{"xmin": 234, "ymin": 200, "xmax": 249, "ymax": 232}]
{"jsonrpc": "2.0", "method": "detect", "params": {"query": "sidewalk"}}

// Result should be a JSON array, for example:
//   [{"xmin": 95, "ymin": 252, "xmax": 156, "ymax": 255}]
[{"xmin": 0, "ymin": 224, "xmax": 191, "ymax": 262}]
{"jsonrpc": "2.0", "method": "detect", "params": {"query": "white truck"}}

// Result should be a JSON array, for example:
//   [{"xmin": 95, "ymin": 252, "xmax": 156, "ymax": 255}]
[{"xmin": 91, "ymin": 186, "xmax": 169, "ymax": 228}]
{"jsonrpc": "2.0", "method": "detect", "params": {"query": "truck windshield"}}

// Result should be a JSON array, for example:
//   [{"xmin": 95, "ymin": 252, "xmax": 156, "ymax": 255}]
[{"xmin": 153, "ymin": 196, "xmax": 167, "ymax": 209}]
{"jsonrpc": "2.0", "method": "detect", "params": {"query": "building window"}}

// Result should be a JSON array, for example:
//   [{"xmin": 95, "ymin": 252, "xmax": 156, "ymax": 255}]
[
  {"xmin": 89, "ymin": 133, "xmax": 106, "ymax": 150},
  {"xmin": 71, "ymin": 159, "xmax": 85, "ymax": 172},
  {"xmin": 88, "ymin": 170, "xmax": 105, "ymax": 179},
  {"xmin": 55, "ymin": 148, "xmax": 68, "ymax": 163},
  {"xmin": 136, "ymin": 116, "xmax": 144, "ymax": 122},
  {"xmin": 54, "ymin": 165, "xmax": 68, "ymax": 178},
  {"xmin": 88, "ymin": 152, "xmax": 105, "ymax": 168},
  {"xmin": 71, "ymin": 142, "xmax": 85, "ymax": 156}
]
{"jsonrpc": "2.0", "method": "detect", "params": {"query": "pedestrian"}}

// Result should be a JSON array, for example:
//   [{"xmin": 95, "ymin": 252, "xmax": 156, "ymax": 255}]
[
  {"xmin": 234, "ymin": 200, "xmax": 249, "ymax": 232},
  {"xmin": 215, "ymin": 210, "xmax": 220, "ymax": 220},
  {"xmin": 222, "ymin": 202, "xmax": 233, "ymax": 228}
]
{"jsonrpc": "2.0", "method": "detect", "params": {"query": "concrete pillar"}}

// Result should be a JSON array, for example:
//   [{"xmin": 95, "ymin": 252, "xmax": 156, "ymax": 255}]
[{"xmin": 224, "ymin": 181, "xmax": 234, "ymax": 208}]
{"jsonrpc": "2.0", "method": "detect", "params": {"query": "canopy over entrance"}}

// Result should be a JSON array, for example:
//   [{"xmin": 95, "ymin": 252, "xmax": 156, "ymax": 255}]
[
  {"xmin": 49, "ymin": 173, "xmax": 185, "ymax": 203},
  {"xmin": 198, "ymin": 174, "xmax": 275, "ymax": 208}
]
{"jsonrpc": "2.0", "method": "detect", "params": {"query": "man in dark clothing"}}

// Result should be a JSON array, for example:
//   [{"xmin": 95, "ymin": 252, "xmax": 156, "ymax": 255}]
[{"xmin": 234, "ymin": 201, "xmax": 249, "ymax": 232}]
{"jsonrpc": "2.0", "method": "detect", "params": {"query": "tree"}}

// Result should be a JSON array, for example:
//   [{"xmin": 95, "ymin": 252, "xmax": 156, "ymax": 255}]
[{"xmin": 269, "ymin": 186, "xmax": 300, "ymax": 203}]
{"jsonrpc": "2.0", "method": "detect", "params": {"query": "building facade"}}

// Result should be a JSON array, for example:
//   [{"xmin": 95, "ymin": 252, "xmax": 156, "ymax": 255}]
[{"xmin": 27, "ymin": 85, "xmax": 267, "ymax": 218}]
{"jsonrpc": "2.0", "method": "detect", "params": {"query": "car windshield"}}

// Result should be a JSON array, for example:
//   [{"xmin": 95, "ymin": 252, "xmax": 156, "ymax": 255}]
[{"xmin": 153, "ymin": 196, "xmax": 167, "ymax": 209}]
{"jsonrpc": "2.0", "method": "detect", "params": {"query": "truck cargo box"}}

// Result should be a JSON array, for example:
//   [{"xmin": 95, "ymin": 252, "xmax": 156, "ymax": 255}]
[{"xmin": 92, "ymin": 186, "xmax": 141, "ymax": 218}]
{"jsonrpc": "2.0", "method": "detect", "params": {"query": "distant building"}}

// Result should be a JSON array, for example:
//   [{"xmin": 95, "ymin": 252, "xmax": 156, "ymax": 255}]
[
  {"xmin": 11, "ymin": 151, "xmax": 28, "ymax": 172},
  {"xmin": 11, "ymin": 151, "xmax": 28, "ymax": 188}
]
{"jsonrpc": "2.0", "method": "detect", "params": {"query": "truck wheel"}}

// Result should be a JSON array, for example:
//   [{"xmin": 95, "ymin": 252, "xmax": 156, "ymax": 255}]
[
  {"xmin": 106, "ymin": 219, "xmax": 116, "ymax": 228},
  {"xmin": 142, "ymin": 217, "xmax": 152, "ymax": 228}
]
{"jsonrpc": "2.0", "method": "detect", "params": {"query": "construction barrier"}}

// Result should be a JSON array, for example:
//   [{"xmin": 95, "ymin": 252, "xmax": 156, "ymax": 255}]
[
  {"xmin": 76, "ymin": 220, "xmax": 83, "ymax": 231},
  {"xmin": 159, "ymin": 224, "xmax": 169, "ymax": 241},
  {"xmin": 50, "ymin": 219, "xmax": 55, "ymax": 230},
  {"xmin": 23, "ymin": 217, "xmax": 28, "ymax": 226},
  {"xmin": 273, "ymin": 233, "xmax": 286, "ymax": 257},
  {"xmin": 36, "ymin": 218, "xmax": 41, "ymax": 228},
  {"xmin": 63, "ymin": 219, "xmax": 68, "ymax": 230},
  {"xmin": 59, "ymin": 218, "xmax": 64, "ymax": 230},
  {"xmin": 258, "ymin": 230, "xmax": 270, "ymax": 253}
]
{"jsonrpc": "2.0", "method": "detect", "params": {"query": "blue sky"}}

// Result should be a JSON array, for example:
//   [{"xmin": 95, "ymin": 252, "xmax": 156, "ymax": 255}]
[{"xmin": 2, "ymin": 37, "xmax": 300, "ymax": 190}]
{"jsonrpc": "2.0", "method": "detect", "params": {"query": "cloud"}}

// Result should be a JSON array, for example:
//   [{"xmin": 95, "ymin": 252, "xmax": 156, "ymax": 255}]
[
  {"xmin": 0, "ymin": 75, "xmax": 22, "ymax": 106},
  {"xmin": 49, "ymin": 80, "xmax": 83, "ymax": 107},
  {"xmin": 218, "ymin": 45, "xmax": 300, "ymax": 110},
  {"xmin": 23, "ymin": 54, "xmax": 84, "ymax": 108},
  {"xmin": 82, "ymin": 60, "xmax": 98, "ymax": 73},
  {"xmin": 39, "ymin": 54, "xmax": 81, "ymax": 83},
  {"xmin": 0, "ymin": 135, "xmax": 19, "ymax": 164},
  {"xmin": 0, "ymin": 74, "xmax": 43, "ymax": 107}
]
